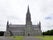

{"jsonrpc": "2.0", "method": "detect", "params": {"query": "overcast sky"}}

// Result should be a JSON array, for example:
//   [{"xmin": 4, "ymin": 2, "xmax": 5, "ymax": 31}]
[{"xmin": 0, "ymin": 0, "xmax": 53, "ymax": 32}]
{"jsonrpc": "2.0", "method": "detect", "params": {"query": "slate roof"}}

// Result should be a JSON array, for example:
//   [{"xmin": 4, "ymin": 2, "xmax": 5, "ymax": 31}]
[
  {"xmin": 9, "ymin": 24, "xmax": 25, "ymax": 27},
  {"xmin": 9, "ymin": 24, "xmax": 39, "ymax": 27}
]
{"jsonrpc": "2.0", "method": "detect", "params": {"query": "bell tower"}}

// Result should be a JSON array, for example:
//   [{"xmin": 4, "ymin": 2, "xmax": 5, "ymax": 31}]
[{"xmin": 25, "ymin": 6, "xmax": 33, "ymax": 36}]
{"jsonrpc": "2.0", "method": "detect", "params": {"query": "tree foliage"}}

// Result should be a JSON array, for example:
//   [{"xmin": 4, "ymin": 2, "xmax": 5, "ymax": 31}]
[
  {"xmin": 42, "ymin": 30, "xmax": 53, "ymax": 35},
  {"xmin": 0, "ymin": 31, "xmax": 4, "ymax": 36}
]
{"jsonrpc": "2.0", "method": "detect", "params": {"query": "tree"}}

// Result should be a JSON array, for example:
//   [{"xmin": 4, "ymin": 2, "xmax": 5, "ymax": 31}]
[
  {"xmin": 42, "ymin": 30, "xmax": 53, "ymax": 35},
  {"xmin": 0, "ymin": 31, "xmax": 4, "ymax": 36}
]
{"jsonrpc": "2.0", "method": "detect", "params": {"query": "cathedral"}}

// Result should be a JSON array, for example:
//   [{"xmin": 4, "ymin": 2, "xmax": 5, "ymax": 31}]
[{"xmin": 4, "ymin": 6, "xmax": 42, "ymax": 36}]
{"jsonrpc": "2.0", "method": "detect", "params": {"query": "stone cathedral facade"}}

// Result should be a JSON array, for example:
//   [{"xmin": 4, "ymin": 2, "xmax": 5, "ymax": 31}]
[{"xmin": 4, "ymin": 6, "xmax": 42, "ymax": 36}]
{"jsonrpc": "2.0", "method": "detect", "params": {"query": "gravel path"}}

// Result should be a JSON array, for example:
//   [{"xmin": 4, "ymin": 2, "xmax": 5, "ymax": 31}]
[
  {"xmin": 0, "ymin": 36, "xmax": 15, "ymax": 40},
  {"xmin": 23, "ymin": 36, "xmax": 42, "ymax": 40}
]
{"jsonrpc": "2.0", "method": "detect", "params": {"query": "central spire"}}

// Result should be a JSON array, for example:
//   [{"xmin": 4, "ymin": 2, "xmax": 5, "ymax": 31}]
[
  {"xmin": 26, "ymin": 5, "xmax": 32, "ymax": 25},
  {"xmin": 27, "ymin": 5, "xmax": 31, "ymax": 15},
  {"xmin": 26, "ymin": 5, "xmax": 31, "ymax": 21},
  {"xmin": 27, "ymin": 5, "xmax": 30, "ymax": 13}
]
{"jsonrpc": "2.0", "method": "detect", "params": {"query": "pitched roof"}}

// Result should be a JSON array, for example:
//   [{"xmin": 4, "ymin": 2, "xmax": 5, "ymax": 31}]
[{"xmin": 9, "ymin": 24, "xmax": 25, "ymax": 27}]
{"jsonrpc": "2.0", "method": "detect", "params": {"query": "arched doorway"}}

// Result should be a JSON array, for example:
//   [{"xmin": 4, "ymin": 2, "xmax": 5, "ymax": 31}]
[{"xmin": 28, "ymin": 33, "xmax": 30, "ymax": 36}]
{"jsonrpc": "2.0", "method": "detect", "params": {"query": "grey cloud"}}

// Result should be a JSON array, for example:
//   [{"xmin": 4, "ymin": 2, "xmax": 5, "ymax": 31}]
[
  {"xmin": 45, "ymin": 14, "xmax": 53, "ymax": 20},
  {"xmin": 45, "ymin": 16, "xmax": 52, "ymax": 20}
]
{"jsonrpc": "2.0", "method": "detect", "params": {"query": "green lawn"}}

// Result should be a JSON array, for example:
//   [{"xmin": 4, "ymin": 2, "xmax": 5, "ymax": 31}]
[
  {"xmin": 11, "ymin": 36, "xmax": 24, "ymax": 40},
  {"xmin": 11, "ymin": 36, "xmax": 53, "ymax": 40},
  {"xmin": 35, "ymin": 36, "xmax": 53, "ymax": 40}
]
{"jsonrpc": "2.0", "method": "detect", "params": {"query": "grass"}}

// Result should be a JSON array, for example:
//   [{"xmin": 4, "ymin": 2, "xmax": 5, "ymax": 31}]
[
  {"xmin": 10, "ymin": 36, "xmax": 53, "ymax": 40},
  {"xmin": 11, "ymin": 36, "xmax": 24, "ymax": 40},
  {"xmin": 35, "ymin": 36, "xmax": 53, "ymax": 40}
]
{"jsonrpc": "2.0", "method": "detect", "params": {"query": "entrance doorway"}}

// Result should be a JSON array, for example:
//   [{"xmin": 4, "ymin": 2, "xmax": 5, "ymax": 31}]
[{"xmin": 28, "ymin": 33, "xmax": 30, "ymax": 36}]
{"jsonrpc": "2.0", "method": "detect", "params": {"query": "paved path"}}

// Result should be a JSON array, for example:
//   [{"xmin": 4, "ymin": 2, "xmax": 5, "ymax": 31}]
[
  {"xmin": 0, "ymin": 36, "xmax": 15, "ymax": 40},
  {"xmin": 23, "ymin": 36, "xmax": 42, "ymax": 40}
]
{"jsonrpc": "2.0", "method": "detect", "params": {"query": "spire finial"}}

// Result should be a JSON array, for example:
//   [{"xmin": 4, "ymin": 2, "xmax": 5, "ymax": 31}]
[
  {"xmin": 27, "ymin": 5, "xmax": 30, "ymax": 14},
  {"xmin": 28, "ymin": 5, "xmax": 29, "ymax": 11},
  {"xmin": 28, "ymin": 5, "xmax": 29, "ymax": 9}
]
